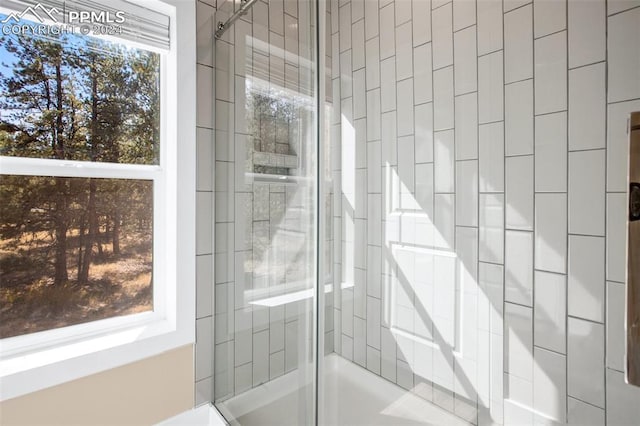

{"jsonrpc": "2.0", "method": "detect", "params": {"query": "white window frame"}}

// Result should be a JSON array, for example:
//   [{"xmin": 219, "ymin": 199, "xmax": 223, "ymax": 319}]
[{"xmin": 0, "ymin": 0, "xmax": 196, "ymax": 401}]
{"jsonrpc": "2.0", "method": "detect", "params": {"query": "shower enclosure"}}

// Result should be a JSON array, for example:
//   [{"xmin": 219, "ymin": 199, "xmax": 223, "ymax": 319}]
[{"xmin": 205, "ymin": 0, "xmax": 640, "ymax": 425}]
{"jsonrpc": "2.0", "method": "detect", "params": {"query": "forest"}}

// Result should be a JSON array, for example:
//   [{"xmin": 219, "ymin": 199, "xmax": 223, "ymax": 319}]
[{"xmin": 0, "ymin": 27, "xmax": 159, "ymax": 338}]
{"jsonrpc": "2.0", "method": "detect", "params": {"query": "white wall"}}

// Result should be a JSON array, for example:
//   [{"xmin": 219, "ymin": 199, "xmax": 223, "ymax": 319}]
[{"xmin": 330, "ymin": 0, "xmax": 640, "ymax": 424}]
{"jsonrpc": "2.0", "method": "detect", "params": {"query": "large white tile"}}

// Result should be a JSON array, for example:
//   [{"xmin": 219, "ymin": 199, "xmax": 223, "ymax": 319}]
[
  {"xmin": 506, "ymin": 155, "xmax": 534, "ymax": 231},
  {"xmin": 568, "ymin": 0, "xmax": 606, "ymax": 68},
  {"xmin": 504, "ymin": 373, "xmax": 534, "ymax": 426},
  {"xmin": 353, "ymin": 69, "xmax": 367, "ymax": 119},
  {"xmin": 567, "ymin": 317, "xmax": 605, "ymax": 408},
  {"xmin": 534, "ymin": 271, "xmax": 566, "ymax": 354},
  {"xmin": 567, "ymin": 397, "xmax": 605, "ymax": 426},
  {"xmin": 607, "ymin": 100, "xmax": 640, "ymax": 192},
  {"xmin": 478, "ymin": 51, "xmax": 504, "ymax": 124},
  {"xmin": 568, "ymin": 150, "xmax": 605, "ymax": 236},
  {"xmin": 397, "ymin": 78, "xmax": 414, "ymax": 137},
  {"xmin": 195, "ymin": 317, "xmax": 213, "ymax": 381},
  {"xmin": 340, "ymin": 51, "xmax": 353, "ymax": 97},
  {"xmin": 368, "ymin": 141, "xmax": 382, "ymax": 194},
  {"xmin": 196, "ymin": 192, "xmax": 213, "ymax": 254},
  {"xmin": 535, "ymin": 193, "xmax": 567, "ymax": 274},
  {"xmin": 479, "ymin": 122, "xmax": 505, "ymax": 193},
  {"xmin": 569, "ymin": 63, "xmax": 606, "ymax": 151},
  {"xmin": 456, "ymin": 160, "xmax": 478, "ymax": 226},
  {"xmin": 196, "ymin": 1, "xmax": 215, "ymax": 67},
  {"xmin": 606, "ymin": 281, "xmax": 625, "ymax": 371},
  {"xmin": 608, "ymin": 0, "xmax": 640, "ymax": 14},
  {"xmin": 415, "ymin": 162, "xmax": 435, "ymax": 218},
  {"xmin": 196, "ymin": 65, "xmax": 214, "ymax": 129},
  {"xmin": 434, "ymin": 67, "xmax": 455, "ymax": 130},
  {"xmin": 454, "ymin": 26, "xmax": 477, "ymax": 95},
  {"xmin": 381, "ymin": 111, "xmax": 397, "ymax": 166},
  {"xmin": 351, "ymin": 0, "xmax": 364, "ymax": 22},
  {"xmin": 568, "ymin": 235, "xmax": 605, "ymax": 323},
  {"xmin": 367, "ymin": 89, "xmax": 382, "ymax": 141},
  {"xmin": 433, "ymin": 2, "xmax": 454, "ymax": 69},
  {"xmin": 435, "ymin": 193, "xmax": 456, "ymax": 250},
  {"xmin": 352, "ymin": 21, "xmax": 365, "ymax": 71},
  {"xmin": 505, "ymin": 231, "xmax": 534, "ymax": 306},
  {"xmin": 394, "ymin": 0, "xmax": 412, "ymax": 25},
  {"xmin": 534, "ymin": 0, "xmax": 566, "ymax": 38},
  {"xmin": 478, "ymin": 262, "xmax": 504, "ymax": 337},
  {"xmin": 505, "ymin": 302, "xmax": 533, "ymax": 380},
  {"xmin": 434, "ymin": 130, "xmax": 455, "ymax": 193},
  {"xmin": 607, "ymin": 8, "xmax": 640, "ymax": 102},
  {"xmin": 453, "ymin": 0, "xmax": 476, "ymax": 31},
  {"xmin": 479, "ymin": 193, "xmax": 504, "ymax": 264},
  {"xmin": 534, "ymin": 31, "xmax": 567, "ymax": 115},
  {"xmin": 413, "ymin": 0, "xmax": 432, "ymax": 45},
  {"xmin": 398, "ymin": 135, "xmax": 415, "ymax": 195},
  {"xmin": 505, "ymin": 5, "xmax": 533, "ymax": 83},
  {"xmin": 505, "ymin": 79, "xmax": 534, "ymax": 156},
  {"xmin": 606, "ymin": 193, "xmax": 626, "ymax": 283},
  {"xmin": 252, "ymin": 330, "xmax": 269, "ymax": 385},
  {"xmin": 196, "ymin": 255, "xmax": 213, "ymax": 319},
  {"xmin": 365, "ymin": 38, "xmax": 381, "ymax": 89},
  {"xmin": 197, "ymin": 128, "xmax": 214, "ymax": 192},
  {"xmin": 477, "ymin": 0, "xmax": 503, "ymax": 55},
  {"xmin": 339, "ymin": 3, "xmax": 352, "ymax": 52},
  {"xmin": 396, "ymin": 22, "xmax": 413, "ymax": 81},
  {"xmin": 368, "ymin": 194, "xmax": 383, "ymax": 246},
  {"xmin": 533, "ymin": 347, "xmax": 567, "ymax": 424},
  {"xmin": 365, "ymin": 0, "xmax": 379, "ymax": 39},
  {"xmin": 504, "ymin": 0, "xmax": 531, "ymax": 12},
  {"xmin": 380, "ymin": 57, "xmax": 396, "ymax": 112},
  {"xmin": 534, "ymin": 112, "xmax": 567, "ymax": 193},
  {"xmin": 414, "ymin": 43, "xmax": 433, "ymax": 104},
  {"xmin": 415, "ymin": 103, "xmax": 434, "ymax": 163},
  {"xmin": 381, "ymin": 326, "xmax": 397, "ymax": 382},
  {"xmin": 455, "ymin": 93, "xmax": 478, "ymax": 160},
  {"xmin": 354, "ymin": 317, "xmax": 367, "ymax": 367},
  {"xmin": 379, "ymin": 3, "xmax": 395, "ymax": 59},
  {"xmin": 606, "ymin": 368, "xmax": 640, "ymax": 425}
]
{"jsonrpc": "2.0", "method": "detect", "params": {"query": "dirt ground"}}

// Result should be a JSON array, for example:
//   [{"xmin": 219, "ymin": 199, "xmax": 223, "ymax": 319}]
[{"xmin": 0, "ymin": 231, "xmax": 152, "ymax": 339}]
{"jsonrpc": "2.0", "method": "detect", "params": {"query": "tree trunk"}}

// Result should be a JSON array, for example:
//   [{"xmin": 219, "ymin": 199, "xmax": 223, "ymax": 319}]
[
  {"xmin": 79, "ymin": 179, "xmax": 97, "ymax": 284},
  {"xmin": 52, "ymin": 57, "xmax": 68, "ymax": 286},
  {"xmin": 53, "ymin": 178, "xmax": 68, "ymax": 285}
]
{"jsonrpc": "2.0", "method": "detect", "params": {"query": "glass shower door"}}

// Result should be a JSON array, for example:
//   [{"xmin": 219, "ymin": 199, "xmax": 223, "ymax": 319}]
[{"xmin": 211, "ymin": 0, "xmax": 320, "ymax": 424}]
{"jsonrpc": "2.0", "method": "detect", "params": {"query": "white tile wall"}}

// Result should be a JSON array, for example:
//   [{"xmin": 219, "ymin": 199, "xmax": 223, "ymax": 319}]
[{"xmin": 201, "ymin": 0, "xmax": 640, "ymax": 420}]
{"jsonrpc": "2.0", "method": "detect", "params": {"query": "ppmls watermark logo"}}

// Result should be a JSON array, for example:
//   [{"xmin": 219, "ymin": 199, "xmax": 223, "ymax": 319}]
[{"xmin": 1, "ymin": 3, "xmax": 125, "ymax": 36}]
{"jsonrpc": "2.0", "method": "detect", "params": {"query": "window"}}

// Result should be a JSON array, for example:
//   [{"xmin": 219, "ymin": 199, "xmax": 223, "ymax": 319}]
[
  {"xmin": 0, "ymin": 29, "xmax": 160, "ymax": 339},
  {"xmin": 0, "ymin": 0, "xmax": 195, "ymax": 401}
]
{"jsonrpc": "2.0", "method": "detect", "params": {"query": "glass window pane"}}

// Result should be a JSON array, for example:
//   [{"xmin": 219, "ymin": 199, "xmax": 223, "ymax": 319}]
[
  {"xmin": 0, "ymin": 175, "xmax": 153, "ymax": 338},
  {"xmin": 0, "ymin": 18, "xmax": 160, "ymax": 165}
]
